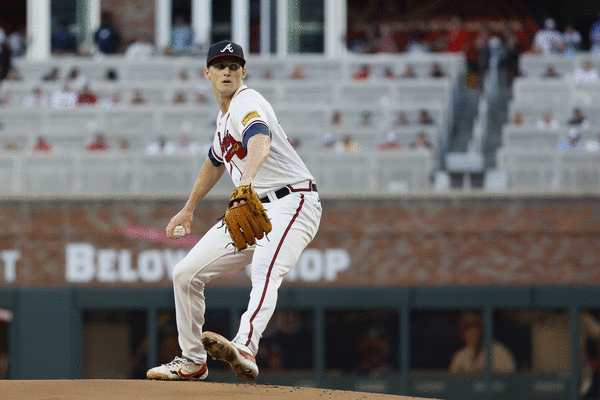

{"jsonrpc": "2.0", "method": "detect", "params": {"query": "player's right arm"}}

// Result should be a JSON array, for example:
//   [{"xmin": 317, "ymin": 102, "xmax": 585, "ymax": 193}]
[{"xmin": 166, "ymin": 156, "xmax": 226, "ymax": 238}]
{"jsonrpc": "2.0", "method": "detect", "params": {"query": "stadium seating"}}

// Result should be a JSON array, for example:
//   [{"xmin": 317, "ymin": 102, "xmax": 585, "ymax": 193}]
[
  {"xmin": 495, "ymin": 53, "xmax": 600, "ymax": 191},
  {"xmin": 0, "ymin": 53, "xmax": 466, "ymax": 195}
]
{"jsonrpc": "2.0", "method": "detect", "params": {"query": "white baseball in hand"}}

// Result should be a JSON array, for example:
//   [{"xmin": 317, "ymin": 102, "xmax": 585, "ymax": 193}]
[{"xmin": 173, "ymin": 225, "xmax": 186, "ymax": 239}]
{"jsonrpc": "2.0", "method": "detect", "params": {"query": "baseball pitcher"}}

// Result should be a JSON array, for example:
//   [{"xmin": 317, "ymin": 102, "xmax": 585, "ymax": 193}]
[{"xmin": 146, "ymin": 40, "xmax": 322, "ymax": 382}]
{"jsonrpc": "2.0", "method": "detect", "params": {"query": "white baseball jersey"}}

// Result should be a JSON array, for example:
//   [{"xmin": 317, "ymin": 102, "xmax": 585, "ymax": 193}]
[{"xmin": 209, "ymin": 85, "xmax": 314, "ymax": 195}]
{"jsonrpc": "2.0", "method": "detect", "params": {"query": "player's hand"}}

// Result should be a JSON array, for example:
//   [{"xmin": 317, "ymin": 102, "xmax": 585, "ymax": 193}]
[{"xmin": 166, "ymin": 209, "xmax": 193, "ymax": 238}]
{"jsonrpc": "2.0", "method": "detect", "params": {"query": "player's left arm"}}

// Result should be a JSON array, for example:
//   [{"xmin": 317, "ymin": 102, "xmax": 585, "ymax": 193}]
[{"xmin": 240, "ymin": 124, "xmax": 271, "ymax": 186}]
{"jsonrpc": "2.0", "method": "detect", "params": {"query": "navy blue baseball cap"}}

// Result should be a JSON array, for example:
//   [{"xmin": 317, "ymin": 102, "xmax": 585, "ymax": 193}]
[{"xmin": 206, "ymin": 40, "xmax": 246, "ymax": 67}]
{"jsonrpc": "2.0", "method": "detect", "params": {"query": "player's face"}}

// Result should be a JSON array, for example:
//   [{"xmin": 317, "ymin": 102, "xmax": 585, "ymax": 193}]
[{"xmin": 205, "ymin": 57, "xmax": 246, "ymax": 96}]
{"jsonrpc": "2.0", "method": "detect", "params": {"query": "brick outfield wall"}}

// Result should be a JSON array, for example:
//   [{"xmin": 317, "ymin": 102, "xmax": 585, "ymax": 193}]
[{"xmin": 0, "ymin": 193, "xmax": 598, "ymax": 287}]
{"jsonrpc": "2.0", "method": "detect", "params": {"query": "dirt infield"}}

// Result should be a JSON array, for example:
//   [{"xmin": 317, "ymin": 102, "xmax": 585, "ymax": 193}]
[{"xmin": 0, "ymin": 380, "xmax": 437, "ymax": 400}]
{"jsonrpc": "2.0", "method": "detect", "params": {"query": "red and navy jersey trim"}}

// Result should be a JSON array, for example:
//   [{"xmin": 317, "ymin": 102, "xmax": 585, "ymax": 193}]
[{"xmin": 245, "ymin": 194, "xmax": 305, "ymax": 347}]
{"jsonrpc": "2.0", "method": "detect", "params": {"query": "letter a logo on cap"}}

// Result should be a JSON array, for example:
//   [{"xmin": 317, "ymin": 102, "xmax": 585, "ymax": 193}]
[{"xmin": 221, "ymin": 44, "xmax": 234, "ymax": 53}]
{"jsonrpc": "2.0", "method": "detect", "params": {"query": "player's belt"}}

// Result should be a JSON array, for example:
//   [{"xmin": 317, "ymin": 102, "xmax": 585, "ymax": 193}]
[{"xmin": 260, "ymin": 182, "xmax": 318, "ymax": 203}]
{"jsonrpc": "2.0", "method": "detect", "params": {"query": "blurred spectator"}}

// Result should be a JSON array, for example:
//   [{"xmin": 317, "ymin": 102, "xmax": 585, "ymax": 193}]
[
  {"xmin": 511, "ymin": 112, "xmax": 524, "ymax": 126},
  {"xmin": 400, "ymin": 63, "xmax": 417, "ymax": 79},
  {"xmin": 428, "ymin": 61, "xmax": 447, "ymax": 78},
  {"xmin": 418, "ymin": 109, "xmax": 435, "ymax": 125},
  {"xmin": 557, "ymin": 128, "xmax": 583, "ymax": 151},
  {"xmin": 23, "ymin": 87, "xmax": 49, "ymax": 108},
  {"xmin": 4, "ymin": 67, "xmax": 22, "ymax": 82},
  {"xmin": 573, "ymin": 60, "xmax": 599, "ymax": 83},
  {"xmin": 195, "ymin": 84, "xmax": 209, "ymax": 104},
  {"xmin": 352, "ymin": 326, "xmax": 394, "ymax": 377},
  {"xmin": 410, "ymin": 132, "xmax": 433, "ymax": 151},
  {"xmin": 289, "ymin": 138, "xmax": 301, "ymax": 150},
  {"xmin": 343, "ymin": 135, "xmax": 360, "ymax": 152},
  {"xmin": 374, "ymin": 25, "xmax": 397, "ymax": 53},
  {"xmin": 425, "ymin": 20, "xmax": 448, "ymax": 52},
  {"xmin": 0, "ymin": 92, "xmax": 11, "ymax": 106},
  {"xmin": 285, "ymin": 65, "xmax": 306, "ymax": 80},
  {"xmin": 562, "ymin": 24, "xmax": 581, "ymax": 56},
  {"xmin": 146, "ymin": 136, "xmax": 175, "ymax": 154},
  {"xmin": 3, "ymin": 140, "xmax": 18, "ymax": 152},
  {"xmin": 321, "ymin": 133, "xmax": 338, "ymax": 150},
  {"xmin": 590, "ymin": 13, "xmax": 600, "ymax": 54},
  {"xmin": 331, "ymin": 110, "xmax": 343, "ymax": 126},
  {"xmin": 531, "ymin": 18, "xmax": 563, "ymax": 54},
  {"xmin": 474, "ymin": 24, "xmax": 493, "ymax": 74},
  {"xmin": 536, "ymin": 111, "xmax": 559, "ymax": 130},
  {"xmin": 125, "ymin": 35, "xmax": 154, "ymax": 59},
  {"xmin": 0, "ymin": 42, "xmax": 12, "ymax": 81},
  {"xmin": 104, "ymin": 68, "xmax": 119, "ymax": 81},
  {"xmin": 51, "ymin": 20, "xmax": 77, "ymax": 54},
  {"xmin": 258, "ymin": 310, "xmax": 314, "ymax": 371},
  {"xmin": 8, "ymin": 26, "xmax": 25, "ymax": 57},
  {"xmin": 175, "ymin": 135, "xmax": 202, "ymax": 154},
  {"xmin": 405, "ymin": 29, "xmax": 429, "ymax": 53},
  {"xmin": 383, "ymin": 65, "xmax": 396, "ymax": 80},
  {"xmin": 585, "ymin": 134, "xmax": 600, "ymax": 152},
  {"xmin": 541, "ymin": 64, "xmax": 562, "ymax": 79},
  {"xmin": 449, "ymin": 311, "xmax": 516, "ymax": 374},
  {"xmin": 262, "ymin": 69, "xmax": 273, "ymax": 79},
  {"xmin": 76, "ymin": 84, "xmax": 98, "ymax": 106},
  {"xmin": 352, "ymin": 64, "xmax": 371, "ymax": 80},
  {"xmin": 175, "ymin": 69, "xmax": 189, "ymax": 81},
  {"xmin": 172, "ymin": 91, "xmax": 188, "ymax": 105},
  {"xmin": 361, "ymin": 111, "xmax": 372, "ymax": 126},
  {"xmin": 395, "ymin": 111, "xmax": 410, "ymax": 126},
  {"xmin": 94, "ymin": 12, "xmax": 121, "ymax": 54},
  {"xmin": 377, "ymin": 131, "xmax": 403, "ymax": 151},
  {"xmin": 85, "ymin": 133, "xmax": 109, "ymax": 151},
  {"xmin": 130, "ymin": 89, "xmax": 149, "ymax": 105},
  {"xmin": 118, "ymin": 138, "xmax": 131, "ymax": 151},
  {"xmin": 50, "ymin": 83, "xmax": 77, "ymax": 109},
  {"xmin": 66, "ymin": 67, "xmax": 87, "ymax": 91},
  {"xmin": 33, "ymin": 136, "xmax": 53, "ymax": 153},
  {"xmin": 447, "ymin": 16, "xmax": 469, "ymax": 53},
  {"xmin": 567, "ymin": 108, "xmax": 590, "ymax": 129},
  {"xmin": 168, "ymin": 15, "xmax": 193, "ymax": 55},
  {"xmin": 41, "ymin": 67, "xmax": 60, "ymax": 82},
  {"xmin": 100, "ymin": 91, "xmax": 123, "ymax": 108}
]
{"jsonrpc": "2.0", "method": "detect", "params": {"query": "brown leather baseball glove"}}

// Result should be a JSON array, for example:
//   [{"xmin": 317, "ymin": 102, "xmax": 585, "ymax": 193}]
[{"xmin": 224, "ymin": 185, "xmax": 272, "ymax": 251}]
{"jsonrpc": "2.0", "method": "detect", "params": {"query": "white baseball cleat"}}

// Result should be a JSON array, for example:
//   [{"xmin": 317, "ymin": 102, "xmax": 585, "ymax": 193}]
[
  {"xmin": 201, "ymin": 331, "xmax": 259, "ymax": 382},
  {"xmin": 146, "ymin": 356, "xmax": 208, "ymax": 381}
]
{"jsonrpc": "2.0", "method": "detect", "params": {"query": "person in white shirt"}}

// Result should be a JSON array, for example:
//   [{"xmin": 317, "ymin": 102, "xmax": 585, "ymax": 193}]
[
  {"xmin": 531, "ymin": 18, "xmax": 563, "ymax": 54},
  {"xmin": 50, "ymin": 83, "xmax": 77, "ymax": 109},
  {"xmin": 573, "ymin": 60, "xmax": 599, "ymax": 83},
  {"xmin": 145, "ymin": 136, "xmax": 176, "ymax": 154},
  {"xmin": 449, "ymin": 312, "xmax": 517, "ymax": 374},
  {"xmin": 125, "ymin": 35, "xmax": 155, "ymax": 59},
  {"xmin": 536, "ymin": 111, "xmax": 560, "ymax": 130},
  {"xmin": 22, "ymin": 87, "xmax": 48, "ymax": 108}
]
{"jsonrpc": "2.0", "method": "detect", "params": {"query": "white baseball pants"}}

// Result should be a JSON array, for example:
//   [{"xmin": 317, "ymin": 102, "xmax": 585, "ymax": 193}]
[{"xmin": 172, "ymin": 191, "xmax": 321, "ymax": 363}]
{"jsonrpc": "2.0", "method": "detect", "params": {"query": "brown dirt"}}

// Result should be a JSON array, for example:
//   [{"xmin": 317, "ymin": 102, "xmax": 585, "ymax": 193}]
[{"xmin": 0, "ymin": 380, "xmax": 438, "ymax": 400}]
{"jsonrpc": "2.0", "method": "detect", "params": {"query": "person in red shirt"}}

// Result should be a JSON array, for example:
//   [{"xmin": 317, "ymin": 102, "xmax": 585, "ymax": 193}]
[
  {"xmin": 76, "ymin": 84, "xmax": 98, "ymax": 105},
  {"xmin": 352, "ymin": 64, "xmax": 371, "ymax": 80},
  {"xmin": 33, "ymin": 136, "xmax": 53, "ymax": 152},
  {"xmin": 447, "ymin": 16, "xmax": 469, "ymax": 53},
  {"xmin": 85, "ymin": 133, "xmax": 109, "ymax": 151}
]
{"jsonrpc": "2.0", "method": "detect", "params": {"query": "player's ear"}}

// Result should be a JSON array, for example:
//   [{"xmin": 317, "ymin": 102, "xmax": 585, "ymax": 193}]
[
  {"xmin": 204, "ymin": 67, "xmax": 210, "ymax": 80},
  {"xmin": 241, "ymin": 67, "xmax": 246, "ymax": 79}
]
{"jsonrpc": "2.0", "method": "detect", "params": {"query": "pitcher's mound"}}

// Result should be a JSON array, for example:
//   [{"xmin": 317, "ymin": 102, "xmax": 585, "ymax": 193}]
[{"xmin": 0, "ymin": 380, "xmax": 439, "ymax": 400}]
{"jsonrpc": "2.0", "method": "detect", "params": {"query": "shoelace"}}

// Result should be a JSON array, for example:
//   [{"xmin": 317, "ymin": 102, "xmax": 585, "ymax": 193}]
[{"xmin": 164, "ymin": 356, "xmax": 188, "ymax": 367}]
